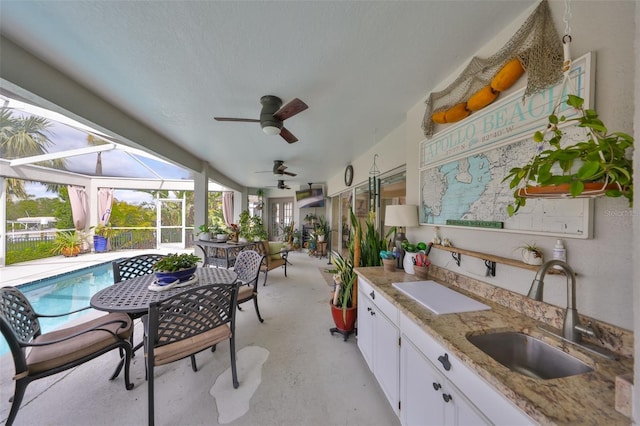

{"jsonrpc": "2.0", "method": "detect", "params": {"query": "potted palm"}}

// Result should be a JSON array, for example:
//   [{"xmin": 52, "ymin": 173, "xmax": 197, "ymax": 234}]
[
  {"xmin": 51, "ymin": 231, "xmax": 85, "ymax": 257},
  {"xmin": 503, "ymin": 95, "xmax": 633, "ymax": 216},
  {"xmin": 153, "ymin": 253, "xmax": 200, "ymax": 283}
]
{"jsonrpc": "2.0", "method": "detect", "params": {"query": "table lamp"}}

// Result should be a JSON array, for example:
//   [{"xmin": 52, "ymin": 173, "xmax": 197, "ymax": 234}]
[{"xmin": 385, "ymin": 204, "xmax": 419, "ymax": 269}]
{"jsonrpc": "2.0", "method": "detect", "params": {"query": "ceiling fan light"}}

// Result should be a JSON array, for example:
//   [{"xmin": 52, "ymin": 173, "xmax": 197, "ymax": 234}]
[{"xmin": 262, "ymin": 125, "xmax": 281, "ymax": 136}]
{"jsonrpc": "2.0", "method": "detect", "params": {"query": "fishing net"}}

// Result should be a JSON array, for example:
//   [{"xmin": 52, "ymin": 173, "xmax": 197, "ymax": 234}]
[{"xmin": 422, "ymin": 0, "xmax": 563, "ymax": 138}]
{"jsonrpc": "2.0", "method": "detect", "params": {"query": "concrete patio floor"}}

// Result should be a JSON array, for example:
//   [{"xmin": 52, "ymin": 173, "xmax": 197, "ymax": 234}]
[{"xmin": 0, "ymin": 250, "xmax": 399, "ymax": 426}]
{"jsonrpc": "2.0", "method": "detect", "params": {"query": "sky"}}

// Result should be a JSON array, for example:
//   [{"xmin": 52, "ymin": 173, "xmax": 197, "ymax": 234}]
[{"xmin": 5, "ymin": 97, "xmax": 192, "ymax": 204}]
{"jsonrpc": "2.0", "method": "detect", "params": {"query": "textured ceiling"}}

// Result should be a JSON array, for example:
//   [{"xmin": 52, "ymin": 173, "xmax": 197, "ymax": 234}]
[{"xmin": 0, "ymin": 0, "xmax": 535, "ymax": 191}]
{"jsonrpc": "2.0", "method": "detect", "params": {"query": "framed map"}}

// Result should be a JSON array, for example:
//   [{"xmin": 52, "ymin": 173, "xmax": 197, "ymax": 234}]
[{"xmin": 419, "ymin": 53, "xmax": 595, "ymax": 239}]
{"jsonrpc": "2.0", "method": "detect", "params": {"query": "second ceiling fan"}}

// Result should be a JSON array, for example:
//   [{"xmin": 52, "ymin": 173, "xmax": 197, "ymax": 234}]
[{"xmin": 214, "ymin": 95, "xmax": 308, "ymax": 143}]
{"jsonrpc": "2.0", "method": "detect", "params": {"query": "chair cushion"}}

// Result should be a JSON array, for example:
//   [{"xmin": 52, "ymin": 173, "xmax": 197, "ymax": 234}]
[
  {"xmin": 151, "ymin": 324, "xmax": 231, "ymax": 366},
  {"xmin": 27, "ymin": 313, "xmax": 132, "ymax": 374},
  {"xmin": 268, "ymin": 241, "xmax": 285, "ymax": 260},
  {"xmin": 237, "ymin": 284, "xmax": 255, "ymax": 302}
]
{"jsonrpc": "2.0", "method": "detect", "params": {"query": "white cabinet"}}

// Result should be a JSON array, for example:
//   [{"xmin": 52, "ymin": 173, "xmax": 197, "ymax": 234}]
[
  {"xmin": 401, "ymin": 337, "xmax": 488, "ymax": 426},
  {"xmin": 357, "ymin": 277, "xmax": 400, "ymax": 415},
  {"xmin": 400, "ymin": 312, "xmax": 533, "ymax": 426}
]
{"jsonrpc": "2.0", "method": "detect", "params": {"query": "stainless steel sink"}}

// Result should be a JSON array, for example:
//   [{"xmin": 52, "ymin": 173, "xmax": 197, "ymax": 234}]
[{"xmin": 467, "ymin": 332, "xmax": 593, "ymax": 380}]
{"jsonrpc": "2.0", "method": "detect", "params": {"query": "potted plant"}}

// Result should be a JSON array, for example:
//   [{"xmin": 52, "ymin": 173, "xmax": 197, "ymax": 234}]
[
  {"xmin": 315, "ymin": 215, "xmax": 330, "ymax": 243},
  {"xmin": 238, "ymin": 210, "xmax": 252, "ymax": 242},
  {"xmin": 517, "ymin": 242, "xmax": 544, "ymax": 266},
  {"xmin": 330, "ymin": 250, "xmax": 357, "ymax": 335},
  {"xmin": 250, "ymin": 215, "xmax": 268, "ymax": 241},
  {"xmin": 211, "ymin": 224, "xmax": 228, "ymax": 241},
  {"xmin": 153, "ymin": 253, "xmax": 200, "ymax": 283},
  {"xmin": 92, "ymin": 223, "xmax": 113, "ymax": 253},
  {"xmin": 304, "ymin": 213, "xmax": 317, "ymax": 226},
  {"xmin": 196, "ymin": 224, "xmax": 212, "ymax": 241},
  {"xmin": 51, "ymin": 231, "xmax": 85, "ymax": 257},
  {"xmin": 503, "ymin": 95, "xmax": 634, "ymax": 216}
]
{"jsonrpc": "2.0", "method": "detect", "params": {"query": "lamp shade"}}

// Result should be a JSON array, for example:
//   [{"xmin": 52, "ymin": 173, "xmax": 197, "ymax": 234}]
[{"xmin": 385, "ymin": 205, "xmax": 419, "ymax": 227}]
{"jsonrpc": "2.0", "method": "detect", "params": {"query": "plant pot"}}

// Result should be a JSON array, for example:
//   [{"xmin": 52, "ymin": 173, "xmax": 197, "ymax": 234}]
[
  {"xmin": 382, "ymin": 258, "xmax": 396, "ymax": 272},
  {"xmin": 155, "ymin": 266, "xmax": 197, "ymax": 284},
  {"xmin": 61, "ymin": 246, "xmax": 80, "ymax": 257},
  {"xmin": 216, "ymin": 234, "xmax": 228, "ymax": 241},
  {"xmin": 318, "ymin": 235, "xmax": 325, "ymax": 242},
  {"xmin": 330, "ymin": 302, "xmax": 357, "ymax": 332},
  {"xmin": 517, "ymin": 182, "xmax": 623, "ymax": 198},
  {"xmin": 93, "ymin": 235, "xmax": 108, "ymax": 253},
  {"xmin": 521, "ymin": 250, "xmax": 543, "ymax": 266},
  {"xmin": 238, "ymin": 237, "xmax": 248, "ymax": 243},
  {"xmin": 414, "ymin": 265, "xmax": 429, "ymax": 280},
  {"xmin": 403, "ymin": 253, "xmax": 417, "ymax": 274},
  {"xmin": 199, "ymin": 233, "xmax": 211, "ymax": 241}
]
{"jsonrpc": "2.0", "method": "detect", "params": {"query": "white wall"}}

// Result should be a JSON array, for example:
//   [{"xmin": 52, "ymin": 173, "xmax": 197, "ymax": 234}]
[{"xmin": 330, "ymin": 1, "xmax": 636, "ymax": 330}]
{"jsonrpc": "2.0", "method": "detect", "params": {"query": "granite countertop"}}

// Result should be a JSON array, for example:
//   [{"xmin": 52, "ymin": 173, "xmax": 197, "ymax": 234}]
[{"xmin": 355, "ymin": 267, "xmax": 633, "ymax": 425}]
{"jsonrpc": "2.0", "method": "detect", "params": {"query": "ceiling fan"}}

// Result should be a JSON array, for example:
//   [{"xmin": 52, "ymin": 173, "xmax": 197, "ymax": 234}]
[
  {"xmin": 256, "ymin": 160, "xmax": 297, "ymax": 177},
  {"xmin": 266, "ymin": 180, "xmax": 291, "ymax": 190},
  {"xmin": 214, "ymin": 95, "xmax": 308, "ymax": 143}
]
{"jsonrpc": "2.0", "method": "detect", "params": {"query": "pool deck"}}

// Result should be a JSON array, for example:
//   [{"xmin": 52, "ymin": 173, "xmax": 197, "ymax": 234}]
[{"xmin": 0, "ymin": 248, "xmax": 190, "ymax": 287}]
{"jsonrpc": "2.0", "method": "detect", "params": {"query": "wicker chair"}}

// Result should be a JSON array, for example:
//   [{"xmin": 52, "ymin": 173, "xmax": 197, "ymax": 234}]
[
  {"xmin": 233, "ymin": 250, "xmax": 266, "ymax": 323},
  {"xmin": 0, "ymin": 286, "xmax": 134, "ymax": 426},
  {"xmin": 144, "ymin": 282, "xmax": 240, "ymax": 426},
  {"xmin": 112, "ymin": 253, "xmax": 165, "ymax": 349}
]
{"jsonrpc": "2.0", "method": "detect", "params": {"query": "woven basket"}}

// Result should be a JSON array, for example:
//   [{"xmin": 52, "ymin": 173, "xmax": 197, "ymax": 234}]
[{"xmin": 414, "ymin": 265, "xmax": 429, "ymax": 280}]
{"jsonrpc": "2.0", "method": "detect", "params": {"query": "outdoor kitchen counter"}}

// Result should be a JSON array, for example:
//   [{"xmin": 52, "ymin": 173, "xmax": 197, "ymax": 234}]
[{"xmin": 355, "ymin": 266, "xmax": 633, "ymax": 425}]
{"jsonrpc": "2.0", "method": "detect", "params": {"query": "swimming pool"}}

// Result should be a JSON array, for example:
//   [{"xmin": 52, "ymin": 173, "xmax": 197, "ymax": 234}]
[{"xmin": 1, "ymin": 261, "xmax": 118, "ymax": 357}]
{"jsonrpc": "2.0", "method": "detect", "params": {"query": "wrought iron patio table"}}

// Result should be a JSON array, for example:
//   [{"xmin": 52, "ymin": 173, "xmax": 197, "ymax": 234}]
[
  {"xmin": 193, "ymin": 240, "xmax": 257, "ymax": 268},
  {"xmin": 90, "ymin": 267, "xmax": 238, "ymax": 315}
]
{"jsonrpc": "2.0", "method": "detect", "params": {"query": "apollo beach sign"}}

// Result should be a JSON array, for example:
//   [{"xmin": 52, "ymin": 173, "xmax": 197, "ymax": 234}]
[{"xmin": 420, "ymin": 52, "xmax": 594, "ymax": 169}]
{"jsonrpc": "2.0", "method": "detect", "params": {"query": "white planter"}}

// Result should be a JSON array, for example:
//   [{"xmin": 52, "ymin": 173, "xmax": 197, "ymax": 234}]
[
  {"xmin": 318, "ymin": 235, "xmax": 325, "ymax": 242},
  {"xmin": 521, "ymin": 250, "xmax": 543, "ymax": 266},
  {"xmin": 403, "ymin": 253, "xmax": 417, "ymax": 274},
  {"xmin": 199, "ymin": 233, "xmax": 211, "ymax": 241}
]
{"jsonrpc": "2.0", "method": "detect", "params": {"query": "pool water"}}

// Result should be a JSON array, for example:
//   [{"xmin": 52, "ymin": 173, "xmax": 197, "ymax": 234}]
[{"xmin": 1, "ymin": 262, "xmax": 117, "ymax": 357}]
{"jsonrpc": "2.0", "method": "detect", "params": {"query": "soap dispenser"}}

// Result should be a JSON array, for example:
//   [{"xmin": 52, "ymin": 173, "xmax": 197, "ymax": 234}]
[{"xmin": 552, "ymin": 239, "xmax": 567, "ymax": 269}]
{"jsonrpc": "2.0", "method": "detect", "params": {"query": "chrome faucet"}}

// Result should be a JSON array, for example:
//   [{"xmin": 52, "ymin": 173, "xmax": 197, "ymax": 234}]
[{"xmin": 527, "ymin": 259, "xmax": 583, "ymax": 342}]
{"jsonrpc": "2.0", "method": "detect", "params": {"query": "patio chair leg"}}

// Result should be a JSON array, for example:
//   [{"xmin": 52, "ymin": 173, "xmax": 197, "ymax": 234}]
[
  {"xmin": 253, "ymin": 298, "xmax": 264, "ymax": 323},
  {"xmin": 190, "ymin": 354, "xmax": 198, "ymax": 372},
  {"xmin": 230, "ymin": 338, "xmax": 239, "ymax": 389},
  {"xmin": 6, "ymin": 379, "xmax": 27, "ymax": 426},
  {"xmin": 148, "ymin": 364, "xmax": 155, "ymax": 426},
  {"xmin": 262, "ymin": 270, "xmax": 268, "ymax": 286},
  {"xmin": 211, "ymin": 344, "xmax": 217, "ymax": 353}
]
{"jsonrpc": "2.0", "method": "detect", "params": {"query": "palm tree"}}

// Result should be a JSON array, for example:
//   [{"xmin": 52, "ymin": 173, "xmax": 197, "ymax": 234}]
[{"xmin": 0, "ymin": 108, "xmax": 66, "ymax": 198}]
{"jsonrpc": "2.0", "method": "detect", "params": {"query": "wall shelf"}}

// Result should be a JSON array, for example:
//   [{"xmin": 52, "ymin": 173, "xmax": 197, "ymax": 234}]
[{"xmin": 431, "ymin": 244, "xmax": 570, "ymax": 276}]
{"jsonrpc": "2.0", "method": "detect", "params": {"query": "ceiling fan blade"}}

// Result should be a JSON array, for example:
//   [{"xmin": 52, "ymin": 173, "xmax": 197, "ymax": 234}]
[
  {"xmin": 273, "ymin": 98, "xmax": 308, "ymax": 121},
  {"xmin": 283, "ymin": 170, "xmax": 297, "ymax": 177},
  {"xmin": 279, "ymin": 127, "xmax": 298, "ymax": 144},
  {"xmin": 214, "ymin": 117, "xmax": 260, "ymax": 122}
]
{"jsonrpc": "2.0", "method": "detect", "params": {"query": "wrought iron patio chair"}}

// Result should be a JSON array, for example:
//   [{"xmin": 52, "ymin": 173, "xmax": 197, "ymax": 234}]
[
  {"xmin": 0, "ymin": 286, "xmax": 134, "ymax": 426},
  {"xmin": 112, "ymin": 253, "xmax": 166, "ymax": 349},
  {"xmin": 233, "ymin": 249, "xmax": 266, "ymax": 323},
  {"xmin": 144, "ymin": 282, "xmax": 240, "ymax": 426}
]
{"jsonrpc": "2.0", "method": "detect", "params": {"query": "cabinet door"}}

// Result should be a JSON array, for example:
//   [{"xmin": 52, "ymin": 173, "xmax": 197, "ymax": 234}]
[
  {"xmin": 374, "ymin": 309, "xmax": 400, "ymax": 414},
  {"xmin": 401, "ymin": 337, "xmax": 445, "ymax": 426},
  {"xmin": 443, "ymin": 382, "xmax": 489, "ymax": 426},
  {"xmin": 357, "ymin": 290, "xmax": 374, "ymax": 369}
]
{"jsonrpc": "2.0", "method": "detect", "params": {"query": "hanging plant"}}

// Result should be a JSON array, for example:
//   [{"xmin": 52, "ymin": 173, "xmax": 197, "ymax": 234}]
[{"xmin": 503, "ymin": 95, "xmax": 633, "ymax": 216}]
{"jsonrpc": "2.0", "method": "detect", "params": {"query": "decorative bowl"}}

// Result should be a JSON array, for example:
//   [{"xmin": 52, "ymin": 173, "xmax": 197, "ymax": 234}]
[{"xmin": 155, "ymin": 266, "xmax": 197, "ymax": 283}]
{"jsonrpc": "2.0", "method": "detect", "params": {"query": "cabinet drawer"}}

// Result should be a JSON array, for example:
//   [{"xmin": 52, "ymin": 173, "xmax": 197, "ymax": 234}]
[{"xmin": 358, "ymin": 277, "xmax": 399, "ymax": 326}]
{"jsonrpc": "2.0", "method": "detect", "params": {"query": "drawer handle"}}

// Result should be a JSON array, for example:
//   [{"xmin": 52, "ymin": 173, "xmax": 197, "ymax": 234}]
[
  {"xmin": 432, "ymin": 382, "xmax": 441, "ymax": 391},
  {"xmin": 369, "ymin": 291, "xmax": 375, "ymax": 299},
  {"xmin": 370, "ymin": 311, "xmax": 376, "ymax": 316},
  {"xmin": 438, "ymin": 353, "xmax": 451, "ymax": 371},
  {"xmin": 442, "ymin": 393, "xmax": 452, "ymax": 403},
  {"xmin": 367, "ymin": 307, "xmax": 372, "ymax": 312}
]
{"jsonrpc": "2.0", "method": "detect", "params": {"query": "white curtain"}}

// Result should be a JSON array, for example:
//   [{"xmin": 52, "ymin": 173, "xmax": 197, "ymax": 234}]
[
  {"xmin": 67, "ymin": 185, "xmax": 87, "ymax": 230},
  {"xmin": 222, "ymin": 191, "xmax": 234, "ymax": 226},
  {"xmin": 98, "ymin": 188, "xmax": 114, "ymax": 225}
]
